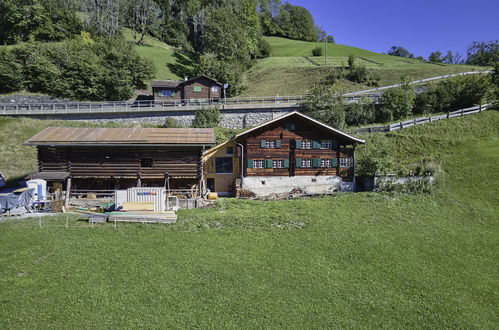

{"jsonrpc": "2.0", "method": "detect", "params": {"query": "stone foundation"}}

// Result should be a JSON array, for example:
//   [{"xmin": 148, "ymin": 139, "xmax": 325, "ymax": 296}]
[{"xmin": 242, "ymin": 176, "xmax": 342, "ymax": 196}]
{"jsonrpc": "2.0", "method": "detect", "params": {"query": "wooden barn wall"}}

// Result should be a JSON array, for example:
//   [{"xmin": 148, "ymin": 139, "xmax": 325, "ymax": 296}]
[
  {"xmin": 153, "ymin": 86, "xmax": 182, "ymax": 101},
  {"xmin": 241, "ymin": 118, "xmax": 355, "ymax": 177},
  {"xmin": 37, "ymin": 146, "xmax": 203, "ymax": 179},
  {"xmin": 182, "ymin": 77, "xmax": 221, "ymax": 100}
]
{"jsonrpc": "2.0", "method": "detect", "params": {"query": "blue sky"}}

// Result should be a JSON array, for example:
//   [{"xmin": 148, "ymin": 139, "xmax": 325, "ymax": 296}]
[{"xmin": 288, "ymin": 0, "xmax": 499, "ymax": 58}]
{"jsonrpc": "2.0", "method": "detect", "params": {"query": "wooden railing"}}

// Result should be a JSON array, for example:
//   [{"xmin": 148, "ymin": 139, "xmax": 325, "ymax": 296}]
[{"xmin": 349, "ymin": 104, "xmax": 491, "ymax": 134}]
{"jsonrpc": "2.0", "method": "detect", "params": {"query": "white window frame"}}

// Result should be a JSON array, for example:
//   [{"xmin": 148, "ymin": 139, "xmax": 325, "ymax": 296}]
[
  {"xmin": 211, "ymin": 86, "xmax": 220, "ymax": 93},
  {"xmin": 252, "ymin": 160, "xmax": 264, "ymax": 168},
  {"xmin": 302, "ymin": 141, "xmax": 312, "ymax": 149},
  {"xmin": 321, "ymin": 140, "xmax": 332, "ymax": 149},
  {"xmin": 320, "ymin": 159, "xmax": 332, "ymax": 167},
  {"xmin": 265, "ymin": 141, "xmax": 275, "ymax": 148},
  {"xmin": 272, "ymin": 160, "xmax": 283, "ymax": 168},
  {"xmin": 340, "ymin": 158, "xmax": 352, "ymax": 168},
  {"xmin": 301, "ymin": 159, "xmax": 312, "ymax": 168}
]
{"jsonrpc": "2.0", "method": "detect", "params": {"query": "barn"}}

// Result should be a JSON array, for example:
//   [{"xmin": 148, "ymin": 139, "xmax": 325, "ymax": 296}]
[
  {"xmin": 203, "ymin": 112, "xmax": 365, "ymax": 196},
  {"xmin": 24, "ymin": 127, "xmax": 216, "ymax": 197}
]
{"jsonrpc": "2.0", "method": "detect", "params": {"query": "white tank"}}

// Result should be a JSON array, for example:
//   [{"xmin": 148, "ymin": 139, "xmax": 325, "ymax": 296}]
[{"xmin": 27, "ymin": 179, "xmax": 47, "ymax": 201}]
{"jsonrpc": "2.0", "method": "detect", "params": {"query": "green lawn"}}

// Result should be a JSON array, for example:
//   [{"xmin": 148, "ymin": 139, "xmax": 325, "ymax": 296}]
[{"xmin": 0, "ymin": 111, "xmax": 498, "ymax": 328}]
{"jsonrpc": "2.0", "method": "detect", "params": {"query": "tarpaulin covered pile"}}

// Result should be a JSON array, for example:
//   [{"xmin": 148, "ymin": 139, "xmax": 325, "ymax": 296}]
[{"xmin": 0, "ymin": 189, "xmax": 34, "ymax": 214}]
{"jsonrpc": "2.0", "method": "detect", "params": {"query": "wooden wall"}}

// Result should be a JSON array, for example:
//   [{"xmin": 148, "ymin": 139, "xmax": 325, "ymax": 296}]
[
  {"xmin": 182, "ymin": 77, "xmax": 221, "ymax": 101},
  {"xmin": 239, "ymin": 118, "xmax": 355, "ymax": 178},
  {"xmin": 38, "ymin": 146, "xmax": 203, "ymax": 179},
  {"xmin": 153, "ymin": 87, "xmax": 182, "ymax": 101}
]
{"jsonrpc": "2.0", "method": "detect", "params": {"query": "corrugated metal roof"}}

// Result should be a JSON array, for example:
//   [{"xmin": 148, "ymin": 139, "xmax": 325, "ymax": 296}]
[
  {"xmin": 151, "ymin": 80, "xmax": 181, "ymax": 88},
  {"xmin": 24, "ymin": 127, "xmax": 216, "ymax": 146}
]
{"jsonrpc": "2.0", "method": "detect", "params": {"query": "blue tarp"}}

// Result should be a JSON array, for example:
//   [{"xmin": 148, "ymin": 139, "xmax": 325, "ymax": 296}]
[{"xmin": 0, "ymin": 189, "xmax": 34, "ymax": 214}]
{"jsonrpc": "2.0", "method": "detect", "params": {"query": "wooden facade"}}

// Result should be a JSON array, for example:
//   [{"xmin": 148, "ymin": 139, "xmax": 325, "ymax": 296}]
[
  {"xmin": 203, "ymin": 141, "xmax": 240, "ymax": 196},
  {"xmin": 25, "ymin": 127, "xmax": 215, "ymax": 191},
  {"xmin": 203, "ymin": 112, "xmax": 364, "ymax": 196},
  {"xmin": 152, "ymin": 75, "xmax": 223, "ymax": 102}
]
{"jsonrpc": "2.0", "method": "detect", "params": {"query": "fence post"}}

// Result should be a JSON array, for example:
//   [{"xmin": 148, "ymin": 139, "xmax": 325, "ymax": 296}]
[
  {"xmin": 461, "ymin": 108, "xmax": 464, "ymax": 116},
  {"xmin": 479, "ymin": 104, "xmax": 482, "ymax": 112}
]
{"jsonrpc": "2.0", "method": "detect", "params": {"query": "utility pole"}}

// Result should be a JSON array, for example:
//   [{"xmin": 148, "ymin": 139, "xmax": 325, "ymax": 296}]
[{"xmin": 324, "ymin": 34, "xmax": 327, "ymax": 66}]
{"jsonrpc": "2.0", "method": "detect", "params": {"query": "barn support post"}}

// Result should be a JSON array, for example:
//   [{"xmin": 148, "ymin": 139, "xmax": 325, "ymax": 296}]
[
  {"xmin": 352, "ymin": 147, "xmax": 357, "ymax": 192},
  {"xmin": 64, "ymin": 177, "xmax": 72, "ymax": 210}
]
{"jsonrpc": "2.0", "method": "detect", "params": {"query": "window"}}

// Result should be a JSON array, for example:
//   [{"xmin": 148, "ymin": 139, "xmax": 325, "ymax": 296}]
[
  {"xmin": 226, "ymin": 146, "xmax": 234, "ymax": 155},
  {"xmin": 320, "ymin": 159, "xmax": 332, "ymax": 167},
  {"xmin": 301, "ymin": 159, "xmax": 312, "ymax": 168},
  {"xmin": 207, "ymin": 178, "xmax": 215, "ymax": 192},
  {"xmin": 321, "ymin": 140, "xmax": 332, "ymax": 149},
  {"xmin": 252, "ymin": 160, "xmax": 264, "ymax": 168},
  {"xmin": 211, "ymin": 86, "xmax": 220, "ymax": 93},
  {"xmin": 266, "ymin": 141, "xmax": 275, "ymax": 148},
  {"xmin": 340, "ymin": 158, "xmax": 352, "ymax": 168},
  {"xmin": 215, "ymin": 157, "xmax": 233, "ymax": 173},
  {"xmin": 140, "ymin": 158, "xmax": 153, "ymax": 167},
  {"xmin": 272, "ymin": 160, "xmax": 283, "ymax": 168},
  {"xmin": 302, "ymin": 140, "xmax": 312, "ymax": 149},
  {"xmin": 193, "ymin": 86, "xmax": 202, "ymax": 92}
]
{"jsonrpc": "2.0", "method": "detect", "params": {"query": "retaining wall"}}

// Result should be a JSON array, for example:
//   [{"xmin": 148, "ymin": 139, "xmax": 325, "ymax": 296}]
[{"xmin": 242, "ymin": 176, "xmax": 342, "ymax": 196}]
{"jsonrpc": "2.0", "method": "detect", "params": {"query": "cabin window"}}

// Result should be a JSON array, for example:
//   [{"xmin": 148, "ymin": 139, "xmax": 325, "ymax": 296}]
[
  {"xmin": 193, "ymin": 86, "xmax": 202, "ymax": 92},
  {"xmin": 340, "ymin": 158, "xmax": 352, "ymax": 168},
  {"xmin": 211, "ymin": 86, "xmax": 220, "ymax": 93},
  {"xmin": 266, "ymin": 141, "xmax": 275, "ymax": 148},
  {"xmin": 140, "ymin": 158, "xmax": 153, "ymax": 167},
  {"xmin": 207, "ymin": 178, "xmax": 215, "ymax": 192},
  {"xmin": 226, "ymin": 146, "xmax": 234, "ymax": 155},
  {"xmin": 261, "ymin": 140, "xmax": 281, "ymax": 148},
  {"xmin": 320, "ymin": 159, "xmax": 332, "ymax": 167},
  {"xmin": 302, "ymin": 140, "xmax": 312, "ymax": 149},
  {"xmin": 301, "ymin": 159, "xmax": 312, "ymax": 168},
  {"xmin": 321, "ymin": 140, "xmax": 332, "ymax": 149},
  {"xmin": 272, "ymin": 160, "xmax": 283, "ymax": 168},
  {"xmin": 252, "ymin": 160, "xmax": 264, "ymax": 168},
  {"xmin": 215, "ymin": 157, "xmax": 233, "ymax": 174}
]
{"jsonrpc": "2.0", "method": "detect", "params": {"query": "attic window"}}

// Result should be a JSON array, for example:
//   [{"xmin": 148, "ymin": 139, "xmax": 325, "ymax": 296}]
[
  {"xmin": 193, "ymin": 86, "xmax": 202, "ymax": 92},
  {"xmin": 140, "ymin": 158, "xmax": 153, "ymax": 167},
  {"xmin": 211, "ymin": 86, "xmax": 220, "ymax": 93}
]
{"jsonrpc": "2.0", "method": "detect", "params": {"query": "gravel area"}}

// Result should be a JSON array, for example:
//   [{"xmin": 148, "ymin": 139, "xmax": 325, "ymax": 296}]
[{"xmin": 0, "ymin": 94, "xmax": 74, "ymax": 104}]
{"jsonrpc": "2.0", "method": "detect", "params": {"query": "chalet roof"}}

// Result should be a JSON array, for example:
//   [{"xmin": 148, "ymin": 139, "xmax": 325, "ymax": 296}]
[
  {"xmin": 151, "ymin": 80, "xmax": 182, "ymax": 88},
  {"xmin": 24, "ymin": 127, "xmax": 216, "ymax": 146},
  {"xmin": 183, "ymin": 75, "xmax": 223, "ymax": 86},
  {"xmin": 234, "ymin": 111, "xmax": 365, "ymax": 144}
]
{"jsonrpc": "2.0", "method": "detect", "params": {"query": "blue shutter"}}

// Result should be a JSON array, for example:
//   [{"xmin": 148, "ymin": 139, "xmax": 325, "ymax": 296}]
[
  {"xmin": 275, "ymin": 140, "xmax": 281, "ymax": 148},
  {"xmin": 312, "ymin": 158, "xmax": 320, "ymax": 168},
  {"xmin": 265, "ymin": 159, "xmax": 273, "ymax": 168},
  {"xmin": 295, "ymin": 140, "xmax": 302, "ymax": 149},
  {"xmin": 247, "ymin": 159, "xmax": 253, "ymax": 168},
  {"xmin": 313, "ymin": 141, "xmax": 321, "ymax": 149},
  {"xmin": 295, "ymin": 158, "xmax": 302, "ymax": 168},
  {"xmin": 331, "ymin": 140, "xmax": 338, "ymax": 149},
  {"xmin": 260, "ymin": 140, "xmax": 266, "ymax": 148},
  {"xmin": 332, "ymin": 158, "xmax": 338, "ymax": 167},
  {"xmin": 283, "ymin": 159, "xmax": 290, "ymax": 168}
]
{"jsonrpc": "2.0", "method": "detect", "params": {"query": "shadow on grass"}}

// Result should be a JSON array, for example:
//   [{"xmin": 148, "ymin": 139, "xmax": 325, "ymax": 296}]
[{"xmin": 167, "ymin": 51, "xmax": 196, "ymax": 79}]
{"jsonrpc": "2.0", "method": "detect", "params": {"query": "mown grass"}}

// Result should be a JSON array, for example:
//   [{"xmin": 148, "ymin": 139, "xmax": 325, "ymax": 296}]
[{"xmin": 0, "ymin": 111, "xmax": 498, "ymax": 328}]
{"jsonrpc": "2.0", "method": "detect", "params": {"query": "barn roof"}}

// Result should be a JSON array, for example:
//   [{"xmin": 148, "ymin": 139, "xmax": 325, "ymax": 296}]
[
  {"xmin": 151, "ymin": 80, "xmax": 182, "ymax": 88},
  {"xmin": 234, "ymin": 111, "xmax": 365, "ymax": 144},
  {"xmin": 24, "ymin": 127, "xmax": 216, "ymax": 146}
]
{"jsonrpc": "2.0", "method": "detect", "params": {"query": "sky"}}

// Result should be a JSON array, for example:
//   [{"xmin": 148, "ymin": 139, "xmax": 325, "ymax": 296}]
[{"xmin": 288, "ymin": 0, "xmax": 499, "ymax": 58}]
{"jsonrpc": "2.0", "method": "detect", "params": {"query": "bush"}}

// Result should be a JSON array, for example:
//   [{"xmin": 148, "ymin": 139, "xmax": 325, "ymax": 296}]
[
  {"xmin": 345, "ymin": 96, "xmax": 376, "ymax": 126},
  {"xmin": 193, "ymin": 53, "xmax": 244, "ymax": 97},
  {"xmin": 191, "ymin": 106, "xmax": 221, "ymax": 128},
  {"xmin": 162, "ymin": 118, "xmax": 183, "ymax": 128},
  {"xmin": 377, "ymin": 86, "xmax": 416, "ymax": 122},
  {"xmin": 312, "ymin": 46, "xmax": 323, "ymax": 56},
  {"xmin": 348, "ymin": 55, "xmax": 356, "ymax": 69},
  {"xmin": 256, "ymin": 38, "xmax": 272, "ymax": 58},
  {"xmin": 301, "ymin": 83, "xmax": 346, "ymax": 129}
]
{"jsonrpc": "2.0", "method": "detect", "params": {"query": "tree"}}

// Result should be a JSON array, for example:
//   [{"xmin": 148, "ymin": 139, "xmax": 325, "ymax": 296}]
[
  {"xmin": 82, "ymin": 0, "xmax": 126, "ymax": 37},
  {"xmin": 348, "ymin": 55, "xmax": 356, "ymax": 69},
  {"xmin": 465, "ymin": 41, "xmax": 499, "ymax": 66},
  {"xmin": 428, "ymin": 51, "xmax": 443, "ymax": 63},
  {"xmin": 345, "ymin": 96, "xmax": 375, "ymax": 126},
  {"xmin": 257, "ymin": 0, "xmax": 283, "ymax": 36},
  {"xmin": 275, "ymin": 3, "xmax": 317, "ymax": 41},
  {"xmin": 301, "ymin": 83, "xmax": 346, "ymax": 129},
  {"xmin": 125, "ymin": 0, "xmax": 162, "ymax": 45},
  {"xmin": 0, "ymin": 49, "xmax": 24, "ymax": 92},
  {"xmin": 387, "ymin": 46, "xmax": 414, "ymax": 58},
  {"xmin": 191, "ymin": 106, "xmax": 221, "ymax": 128},
  {"xmin": 312, "ymin": 46, "xmax": 323, "ymax": 56},
  {"xmin": 193, "ymin": 53, "xmax": 244, "ymax": 97},
  {"xmin": 326, "ymin": 35, "xmax": 335, "ymax": 44},
  {"xmin": 377, "ymin": 85, "xmax": 415, "ymax": 122}
]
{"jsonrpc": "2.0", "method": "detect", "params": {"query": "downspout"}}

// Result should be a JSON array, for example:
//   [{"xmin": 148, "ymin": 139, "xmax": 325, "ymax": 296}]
[
  {"xmin": 353, "ymin": 145, "xmax": 357, "ymax": 192},
  {"xmin": 235, "ymin": 141, "xmax": 244, "ymax": 183}
]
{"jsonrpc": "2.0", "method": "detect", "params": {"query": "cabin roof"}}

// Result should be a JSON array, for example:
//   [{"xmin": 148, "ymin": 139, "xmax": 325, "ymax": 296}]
[
  {"xmin": 152, "ymin": 75, "xmax": 223, "ymax": 89},
  {"xmin": 234, "ymin": 111, "xmax": 365, "ymax": 144},
  {"xmin": 24, "ymin": 127, "xmax": 216, "ymax": 146}
]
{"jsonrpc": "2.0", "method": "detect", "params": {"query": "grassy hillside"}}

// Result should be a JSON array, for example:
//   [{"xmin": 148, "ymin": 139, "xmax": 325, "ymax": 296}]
[
  {"xmin": 0, "ymin": 111, "xmax": 497, "ymax": 328},
  {"xmin": 240, "ymin": 37, "xmax": 486, "ymax": 96}
]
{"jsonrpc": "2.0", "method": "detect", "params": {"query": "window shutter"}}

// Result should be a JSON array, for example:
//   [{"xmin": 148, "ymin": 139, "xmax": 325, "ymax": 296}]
[
  {"xmin": 283, "ymin": 159, "xmax": 290, "ymax": 168},
  {"xmin": 265, "ymin": 159, "xmax": 273, "ymax": 168},
  {"xmin": 247, "ymin": 159, "xmax": 253, "ymax": 168},
  {"xmin": 275, "ymin": 140, "xmax": 281, "ymax": 148},
  {"xmin": 295, "ymin": 158, "xmax": 302, "ymax": 168},
  {"xmin": 313, "ymin": 140, "xmax": 321, "ymax": 149},
  {"xmin": 312, "ymin": 158, "xmax": 320, "ymax": 168},
  {"xmin": 260, "ymin": 140, "xmax": 266, "ymax": 148},
  {"xmin": 331, "ymin": 140, "xmax": 338, "ymax": 149},
  {"xmin": 332, "ymin": 158, "xmax": 338, "ymax": 167},
  {"xmin": 295, "ymin": 140, "xmax": 302, "ymax": 149}
]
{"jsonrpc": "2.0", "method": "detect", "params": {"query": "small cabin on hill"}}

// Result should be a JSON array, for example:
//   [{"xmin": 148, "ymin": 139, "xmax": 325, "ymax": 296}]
[
  {"xmin": 24, "ymin": 127, "xmax": 216, "ymax": 196},
  {"xmin": 203, "ymin": 112, "xmax": 365, "ymax": 196},
  {"xmin": 152, "ymin": 75, "xmax": 223, "ymax": 103}
]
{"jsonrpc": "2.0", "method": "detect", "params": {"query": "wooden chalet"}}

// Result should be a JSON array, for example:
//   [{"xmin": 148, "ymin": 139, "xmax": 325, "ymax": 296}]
[
  {"xmin": 152, "ymin": 75, "xmax": 223, "ymax": 103},
  {"xmin": 203, "ymin": 112, "xmax": 365, "ymax": 196},
  {"xmin": 25, "ymin": 127, "xmax": 216, "ymax": 196}
]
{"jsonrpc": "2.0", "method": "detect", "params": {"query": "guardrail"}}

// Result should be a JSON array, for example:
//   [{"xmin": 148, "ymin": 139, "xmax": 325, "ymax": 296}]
[{"xmin": 349, "ymin": 104, "xmax": 490, "ymax": 134}]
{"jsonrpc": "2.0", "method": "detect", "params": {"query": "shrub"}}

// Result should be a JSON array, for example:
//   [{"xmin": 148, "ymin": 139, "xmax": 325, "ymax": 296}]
[
  {"xmin": 377, "ymin": 86, "xmax": 416, "ymax": 121},
  {"xmin": 162, "ymin": 118, "xmax": 183, "ymax": 128},
  {"xmin": 191, "ymin": 106, "xmax": 221, "ymax": 128},
  {"xmin": 356, "ymin": 144, "xmax": 393, "ymax": 176},
  {"xmin": 345, "ymin": 96, "xmax": 375, "ymax": 126},
  {"xmin": 256, "ymin": 38, "xmax": 272, "ymax": 58},
  {"xmin": 301, "ymin": 83, "xmax": 346, "ymax": 129},
  {"xmin": 348, "ymin": 55, "xmax": 356, "ymax": 69},
  {"xmin": 312, "ymin": 46, "xmax": 323, "ymax": 56}
]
